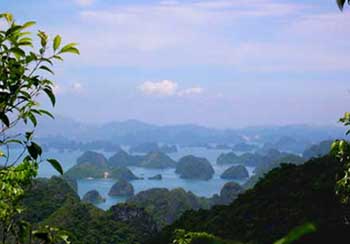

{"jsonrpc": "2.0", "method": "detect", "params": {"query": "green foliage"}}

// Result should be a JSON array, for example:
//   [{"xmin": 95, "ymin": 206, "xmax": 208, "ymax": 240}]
[
  {"xmin": 173, "ymin": 229, "xmax": 220, "ymax": 244},
  {"xmin": 20, "ymin": 176, "xmax": 80, "ymax": 223},
  {"xmin": 331, "ymin": 111, "xmax": 350, "ymax": 204},
  {"xmin": 149, "ymin": 156, "xmax": 348, "ymax": 244},
  {"xmin": 0, "ymin": 12, "xmax": 78, "ymax": 243},
  {"xmin": 0, "ymin": 159, "xmax": 38, "ymax": 243},
  {"xmin": 19, "ymin": 176, "xmax": 152, "ymax": 244},
  {"xmin": 331, "ymin": 138, "xmax": 350, "ymax": 204},
  {"xmin": 127, "ymin": 188, "xmax": 208, "ymax": 228},
  {"xmin": 31, "ymin": 225, "xmax": 72, "ymax": 244},
  {"xmin": 42, "ymin": 200, "xmax": 144, "ymax": 244},
  {"xmin": 274, "ymin": 223, "xmax": 316, "ymax": 244},
  {"xmin": 172, "ymin": 229, "xmax": 241, "ymax": 244}
]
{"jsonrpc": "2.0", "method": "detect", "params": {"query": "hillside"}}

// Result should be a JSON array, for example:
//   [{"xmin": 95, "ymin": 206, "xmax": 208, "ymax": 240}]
[
  {"xmin": 149, "ymin": 156, "xmax": 350, "ymax": 244},
  {"xmin": 20, "ymin": 177, "xmax": 157, "ymax": 244}
]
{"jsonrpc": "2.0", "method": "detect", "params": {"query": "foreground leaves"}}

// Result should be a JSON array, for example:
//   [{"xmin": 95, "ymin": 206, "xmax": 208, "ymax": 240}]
[
  {"xmin": 274, "ymin": 223, "xmax": 317, "ymax": 244},
  {"xmin": 0, "ymin": 12, "xmax": 78, "ymax": 244}
]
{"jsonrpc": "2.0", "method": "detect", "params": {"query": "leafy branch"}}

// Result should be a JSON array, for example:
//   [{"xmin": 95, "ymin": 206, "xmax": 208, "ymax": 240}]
[{"xmin": 0, "ymin": 12, "xmax": 79, "ymax": 244}]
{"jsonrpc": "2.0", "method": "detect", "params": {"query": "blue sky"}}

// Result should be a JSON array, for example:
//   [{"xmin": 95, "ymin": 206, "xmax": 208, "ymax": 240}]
[{"xmin": 1, "ymin": 0, "xmax": 350, "ymax": 128}]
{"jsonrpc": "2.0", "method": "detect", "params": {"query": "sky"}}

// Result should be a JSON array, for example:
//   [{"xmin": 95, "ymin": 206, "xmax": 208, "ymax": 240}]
[{"xmin": 1, "ymin": 0, "xmax": 350, "ymax": 128}]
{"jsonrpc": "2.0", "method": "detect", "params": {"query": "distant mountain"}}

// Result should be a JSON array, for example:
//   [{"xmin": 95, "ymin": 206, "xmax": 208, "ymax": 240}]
[
  {"xmin": 29, "ymin": 116, "xmax": 345, "ymax": 147},
  {"xmin": 237, "ymin": 124, "xmax": 345, "ymax": 145}
]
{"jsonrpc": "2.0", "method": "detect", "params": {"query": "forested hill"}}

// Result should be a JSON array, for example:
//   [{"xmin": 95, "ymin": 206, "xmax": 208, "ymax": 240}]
[
  {"xmin": 19, "ymin": 177, "xmax": 157, "ymax": 244},
  {"xmin": 149, "ymin": 155, "xmax": 350, "ymax": 244}
]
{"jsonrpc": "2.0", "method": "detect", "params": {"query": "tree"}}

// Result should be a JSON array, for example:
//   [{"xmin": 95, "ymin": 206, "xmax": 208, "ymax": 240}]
[
  {"xmin": 0, "ymin": 13, "xmax": 79, "ymax": 243},
  {"xmin": 331, "ymin": 0, "xmax": 350, "ymax": 214},
  {"xmin": 331, "ymin": 114, "xmax": 350, "ymax": 204}
]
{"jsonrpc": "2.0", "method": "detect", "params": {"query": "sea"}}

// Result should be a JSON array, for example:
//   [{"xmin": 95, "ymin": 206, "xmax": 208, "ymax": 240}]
[{"xmin": 3, "ymin": 147, "xmax": 255, "ymax": 210}]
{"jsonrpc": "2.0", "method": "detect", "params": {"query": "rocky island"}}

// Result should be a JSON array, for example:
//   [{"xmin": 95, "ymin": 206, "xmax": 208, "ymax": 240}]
[
  {"xmin": 109, "ymin": 179, "xmax": 135, "ymax": 197},
  {"xmin": 108, "ymin": 150, "xmax": 143, "ymax": 167},
  {"xmin": 216, "ymin": 152, "xmax": 240, "ymax": 165},
  {"xmin": 139, "ymin": 151, "xmax": 176, "ymax": 168},
  {"xmin": 175, "ymin": 155, "xmax": 214, "ymax": 180},
  {"xmin": 82, "ymin": 190, "xmax": 105, "ymax": 204},
  {"xmin": 220, "ymin": 165, "xmax": 249, "ymax": 180},
  {"xmin": 64, "ymin": 151, "xmax": 140, "ymax": 180}
]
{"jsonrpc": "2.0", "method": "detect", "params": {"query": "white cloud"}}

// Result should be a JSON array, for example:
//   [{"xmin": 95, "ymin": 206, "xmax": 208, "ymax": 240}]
[
  {"xmin": 139, "ymin": 80, "xmax": 203, "ymax": 97},
  {"xmin": 55, "ymin": 0, "xmax": 350, "ymax": 72},
  {"xmin": 53, "ymin": 82, "xmax": 84, "ymax": 95},
  {"xmin": 71, "ymin": 82, "xmax": 83, "ymax": 92},
  {"xmin": 57, "ymin": 0, "xmax": 304, "ymax": 66},
  {"xmin": 139, "ymin": 80, "xmax": 178, "ymax": 96}
]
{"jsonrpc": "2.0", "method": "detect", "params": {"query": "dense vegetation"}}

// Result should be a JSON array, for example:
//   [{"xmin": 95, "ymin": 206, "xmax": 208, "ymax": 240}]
[
  {"xmin": 149, "ymin": 155, "xmax": 350, "ymax": 244},
  {"xmin": 20, "ymin": 176, "xmax": 157, "ymax": 244},
  {"xmin": 127, "ymin": 188, "xmax": 208, "ymax": 228}
]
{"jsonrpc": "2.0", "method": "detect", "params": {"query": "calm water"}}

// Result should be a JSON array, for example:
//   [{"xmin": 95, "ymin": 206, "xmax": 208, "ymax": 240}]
[{"xmin": 3, "ymin": 147, "xmax": 254, "ymax": 210}]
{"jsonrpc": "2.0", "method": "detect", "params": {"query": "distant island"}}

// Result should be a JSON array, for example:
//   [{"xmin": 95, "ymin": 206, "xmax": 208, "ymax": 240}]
[
  {"xmin": 175, "ymin": 155, "xmax": 215, "ymax": 180},
  {"xmin": 64, "ymin": 151, "xmax": 140, "ymax": 180}
]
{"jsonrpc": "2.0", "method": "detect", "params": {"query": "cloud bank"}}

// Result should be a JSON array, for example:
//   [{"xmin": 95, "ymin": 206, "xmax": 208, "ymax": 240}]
[
  {"xmin": 138, "ymin": 80, "xmax": 203, "ymax": 97},
  {"xmin": 55, "ymin": 0, "xmax": 350, "ymax": 72}
]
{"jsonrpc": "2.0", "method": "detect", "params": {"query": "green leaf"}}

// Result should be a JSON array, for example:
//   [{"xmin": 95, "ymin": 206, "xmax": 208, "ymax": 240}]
[
  {"xmin": 39, "ymin": 65, "xmax": 54, "ymax": 75},
  {"xmin": 59, "ymin": 43, "xmax": 79, "ymax": 55},
  {"xmin": 44, "ymin": 88, "xmax": 56, "ymax": 106},
  {"xmin": 0, "ymin": 13, "xmax": 13, "ymax": 23},
  {"xmin": 25, "ymin": 131, "xmax": 34, "ymax": 140},
  {"xmin": 47, "ymin": 159, "xmax": 64, "ymax": 175},
  {"xmin": 338, "ymin": 0, "xmax": 346, "ymax": 10},
  {"xmin": 18, "ymin": 37, "xmax": 33, "ymax": 47},
  {"xmin": 331, "ymin": 140, "xmax": 340, "ymax": 156},
  {"xmin": 53, "ymin": 55, "xmax": 64, "ymax": 61},
  {"xmin": 0, "ymin": 113, "xmax": 10, "ymax": 127},
  {"xmin": 37, "ymin": 30, "xmax": 48, "ymax": 47},
  {"xmin": 53, "ymin": 35, "xmax": 62, "ymax": 51},
  {"xmin": 39, "ymin": 109, "xmax": 54, "ymax": 119},
  {"xmin": 60, "ymin": 47, "xmax": 80, "ymax": 55},
  {"xmin": 274, "ymin": 223, "xmax": 316, "ymax": 244},
  {"xmin": 11, "ymin": 47, "xmax": 25, "ymax": 58},
  {"xmin": 22, "ymin": 21, "xmax": 36, "ymax": 29},
  {"xmin": 5, "ymin": 139, "xmax": 22, "ymax": 144},
  {"xmin": 41, "ymin": 58, "xmax": 53, "ymax": 65},
  {"xmin": 27, "ymin": 142, "xmax": 42, "ymax": 160},
  {"xmin": 28, "ymin": 112, "xmax": 37, "ymax": 126}
]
